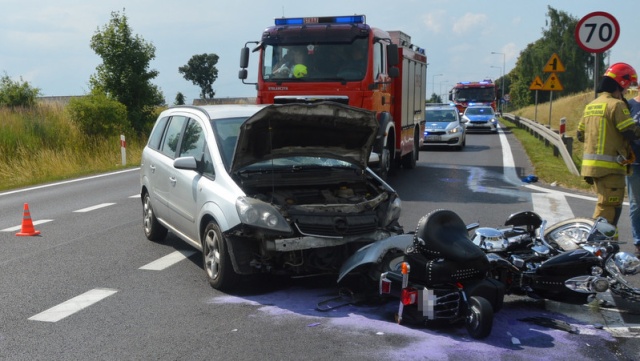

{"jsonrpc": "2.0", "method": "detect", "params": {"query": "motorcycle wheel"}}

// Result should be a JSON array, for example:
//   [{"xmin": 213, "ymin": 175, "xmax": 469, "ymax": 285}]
[
  {"xmin": 465, "ymin": 296, "xmax": 493, "ymax": 339},
  {"xmin": 543, "ymin": 218, "xmax": 595, "ymax": 250}
]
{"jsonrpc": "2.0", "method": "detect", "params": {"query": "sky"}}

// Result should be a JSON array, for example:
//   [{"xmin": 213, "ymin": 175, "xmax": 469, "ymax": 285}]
[{"xmin": 1, "ymin": 1, "xmax": 639, "ymax": 105}]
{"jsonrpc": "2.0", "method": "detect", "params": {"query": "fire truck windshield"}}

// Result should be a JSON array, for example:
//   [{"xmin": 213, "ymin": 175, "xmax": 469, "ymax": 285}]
[
  {"xmin": 453, "ymin": 87, "xmax": 495, "ymax": 102},
  {"xmin": 262, "ymin": 39, "xmax": 369, "ymax": 81}
]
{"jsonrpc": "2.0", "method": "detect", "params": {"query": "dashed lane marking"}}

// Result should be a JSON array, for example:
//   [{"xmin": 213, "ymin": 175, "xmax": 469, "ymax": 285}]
[
  {"xmin": 1, "ymin": 219, "xmax": 53, "ymax": 232},
  {"xmin": 28, "ymin": 288, "xmax": 118, "ymax": 322},
  {"xmin": 139, "ymin": 250, "xmax": 197, "ymax": 271},
  {"xmin": 73, "ymin": 203, "xmax": 116, "ymax": 213}
]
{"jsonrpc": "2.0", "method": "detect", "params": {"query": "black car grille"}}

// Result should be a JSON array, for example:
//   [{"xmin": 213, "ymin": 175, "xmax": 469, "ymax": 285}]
[
  {"xmin": 425, "ymin": 131, "xmax": 446, "ymax": 135},
  {"xmin": 291, "ymin": 212, "xmax": 378, "ymax": 237}
]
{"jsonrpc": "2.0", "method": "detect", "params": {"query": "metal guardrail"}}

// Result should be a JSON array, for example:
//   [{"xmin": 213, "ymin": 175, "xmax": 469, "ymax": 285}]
[{"xmin": 502, "ymin": 113, "xmax": 580, "ymax": 176}]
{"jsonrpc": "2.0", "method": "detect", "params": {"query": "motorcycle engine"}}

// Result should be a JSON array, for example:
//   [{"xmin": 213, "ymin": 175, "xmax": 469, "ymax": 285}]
[{"xmin": 471, "ymin": 228, "xmax": 508, "ymax": 251}]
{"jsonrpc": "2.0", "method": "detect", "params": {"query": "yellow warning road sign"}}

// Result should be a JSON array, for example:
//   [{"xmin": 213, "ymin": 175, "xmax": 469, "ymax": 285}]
[
  {"xmin": 542, "ymin": 73, "xmax": 563, "ymax": 91},
  {"xmin": 529, "ymin": 76, "xmax": 544, "ymax": 90},
  {"xmin": 543, "ymin": 53, "xmax": 565, "ymax": 73}
]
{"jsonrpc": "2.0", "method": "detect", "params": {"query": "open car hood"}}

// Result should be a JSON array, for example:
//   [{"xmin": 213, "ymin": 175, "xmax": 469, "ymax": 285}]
[{"xmin": 231, "ymin": 102, "xmax": 378, "ymax": 173}]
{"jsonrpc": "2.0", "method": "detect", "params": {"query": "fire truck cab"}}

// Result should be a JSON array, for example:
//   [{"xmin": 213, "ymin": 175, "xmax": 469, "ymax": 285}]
[
  {"xmin": 448, "ymin": 80, "xmax": 498, "ymax": 115},
  {"xmin": 239, "ymin": 15, "xmax": 427, "ymax": 179}
]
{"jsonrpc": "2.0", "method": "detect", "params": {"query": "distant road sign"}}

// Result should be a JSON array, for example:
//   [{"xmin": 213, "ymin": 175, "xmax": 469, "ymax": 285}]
[
  {"xmin": 529, "ymin": 76, "xmax": 544, "ymax": 90},
  {"xmin": 542, "ymin": 73, "xmax": 563, "ymax": 91},
  {"xmin": 543, "ymin": 54, "xmax": 565, "ymax": 73},
  {"xmin": 574, "ymin": 12, "xmax": 620, "ymax": 53}
]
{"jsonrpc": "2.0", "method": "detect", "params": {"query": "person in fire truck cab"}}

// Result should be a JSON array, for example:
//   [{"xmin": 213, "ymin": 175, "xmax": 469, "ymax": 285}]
[
  {"xmin": 273, "ymin": 47, "xmax": 308, "ymax": 78},
  {"xmin": 577, "ymin": 62, "xmax": 640, "ymax": 228},
  {"xmin": 338, "ymin": 45, "xmax": 366, "ymax": 78}
]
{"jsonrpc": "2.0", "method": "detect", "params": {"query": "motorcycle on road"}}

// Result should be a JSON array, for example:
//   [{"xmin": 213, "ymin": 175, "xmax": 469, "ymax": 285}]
[
  {"xmin": 471, "ymin": 211, "xmax": 640, "ymax": 304},
  {"xmin": 338, "ymin": 209, "xmax": 505, "ymax": 339}
]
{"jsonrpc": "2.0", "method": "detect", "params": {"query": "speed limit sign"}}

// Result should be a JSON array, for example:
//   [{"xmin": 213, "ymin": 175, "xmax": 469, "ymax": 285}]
[{"xmin": 574, "ymin": 11, "xmax": 620, "ymax": 53}]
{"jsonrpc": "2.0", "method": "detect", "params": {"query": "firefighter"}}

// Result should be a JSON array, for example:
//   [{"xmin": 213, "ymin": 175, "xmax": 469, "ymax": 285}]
[{"xmin": 577, "ymin": 62, "xmax": 640, "ymax": 226}]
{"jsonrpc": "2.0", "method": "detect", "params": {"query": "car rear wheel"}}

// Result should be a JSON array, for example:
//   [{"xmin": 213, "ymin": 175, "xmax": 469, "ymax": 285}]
[
  {"xmin": 142, "ymin": 192, "xmax": 167, "ymax": 242},
  {"xmin": 203, "ymin": 220, "xmax": 238, "ymax": 290}
]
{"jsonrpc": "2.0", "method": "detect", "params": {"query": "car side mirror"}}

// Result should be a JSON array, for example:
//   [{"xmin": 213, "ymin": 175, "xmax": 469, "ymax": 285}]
[{"xmin": 174, "ymin": 156, "xmax": 198, "ymax": 171}]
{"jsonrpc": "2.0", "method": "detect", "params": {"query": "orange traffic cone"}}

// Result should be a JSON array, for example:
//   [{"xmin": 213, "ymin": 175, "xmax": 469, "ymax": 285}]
[{"xmin": 16, "ymin": 203, "xmax": 41, "ymax": 236}]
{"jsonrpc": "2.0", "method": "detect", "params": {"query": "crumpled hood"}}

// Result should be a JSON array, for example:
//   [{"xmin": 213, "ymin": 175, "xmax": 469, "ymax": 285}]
[{"xmin": 231, "ymin": 102, "xmax": 378, "ymax": 173}]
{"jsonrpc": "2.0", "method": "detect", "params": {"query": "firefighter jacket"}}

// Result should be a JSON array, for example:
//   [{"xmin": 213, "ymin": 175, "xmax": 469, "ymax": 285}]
[{"xmin": 578, "ymin": 92, "xmax": 635, "ymax": 177}]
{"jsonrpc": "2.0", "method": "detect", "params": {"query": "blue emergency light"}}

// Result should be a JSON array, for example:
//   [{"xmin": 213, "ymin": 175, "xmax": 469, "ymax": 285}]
[{"xmin": 275, "ymin": 15, "xmax": 365, "ymax": 26}]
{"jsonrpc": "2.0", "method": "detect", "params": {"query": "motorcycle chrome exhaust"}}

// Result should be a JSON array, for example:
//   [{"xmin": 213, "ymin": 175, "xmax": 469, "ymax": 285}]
[{"xmin": 564, "ymin": 275, "xmax": 609, "ymax": 293}]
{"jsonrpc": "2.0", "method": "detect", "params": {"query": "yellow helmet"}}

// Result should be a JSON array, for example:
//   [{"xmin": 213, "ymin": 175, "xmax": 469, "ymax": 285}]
[{"xmin": 293, "ymin": 64, "xmax": 307, "ymax": 78}]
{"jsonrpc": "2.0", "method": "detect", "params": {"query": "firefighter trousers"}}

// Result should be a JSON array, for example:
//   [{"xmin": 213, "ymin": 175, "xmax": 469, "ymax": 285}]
[{"xmin": 593, "ymin": 173, "xmax": 625, "ymax": 226}]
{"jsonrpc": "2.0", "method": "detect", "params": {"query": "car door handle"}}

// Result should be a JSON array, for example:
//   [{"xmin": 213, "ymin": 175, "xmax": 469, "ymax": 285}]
[
  {"xmin": 169, "ymin": 177, "xmax": 177, "ymax": 186},
  {"xmin": 149, "ymin": 165, "xmax": 156, "ymax": 173}
]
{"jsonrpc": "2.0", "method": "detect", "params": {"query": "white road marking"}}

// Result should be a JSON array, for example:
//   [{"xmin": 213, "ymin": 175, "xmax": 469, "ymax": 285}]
[
  {"xmin": 28, "ymin": 288, "xmax": 118, "ymax": 322},
  {"xmin": 531, "ymin": 192, "xmax": 575, "ymax": 221},
  {"xmin": 496, "ymin": 124, "xmax": 522, "ymax": 185},
  {"xmin": 73, "ymin": 203, "xmax": 115, "ymax": 213},
  {"xmin": 1, "ymin": 219, "xmax": 53, "ymax": 232},
  {"xmin": 0, "ymin": 168, "xmax": 139, "ymax": 197},
  {"xmin": 139, "ymin": 250, "xmax": 197, "ymax": 271},
  {"xmin": 129, "ymin": 194, "xmax": 140, "ymax": 198}
]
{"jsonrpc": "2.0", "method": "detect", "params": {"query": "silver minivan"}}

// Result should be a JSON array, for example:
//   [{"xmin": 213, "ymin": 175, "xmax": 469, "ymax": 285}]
[{"xmin": 140, "ymin": 102, "xmax": 403, "ymax": 290}]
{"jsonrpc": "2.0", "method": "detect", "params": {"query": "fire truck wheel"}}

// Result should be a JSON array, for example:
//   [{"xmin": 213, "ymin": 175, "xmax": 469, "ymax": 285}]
[{"xmin": 401, "ymin": 136, "xmax": 418, "ymax": 169}]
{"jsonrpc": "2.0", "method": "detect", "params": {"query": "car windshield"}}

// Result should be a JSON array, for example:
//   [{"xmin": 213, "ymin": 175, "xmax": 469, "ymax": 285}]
[
  {"xmin": 426, "ymin": 109, "xmax": 458, "ymax": 123},
  {"xmin": 465, "ymin": 107, "xmax": 493, "ymax": 116},
  {"xmin": 261, "ymin": 38, "xmax": 369, "ymax": 81},
  {"xmin": 211, "ymin": 117, "xmax": 247, "ymax": 170}
]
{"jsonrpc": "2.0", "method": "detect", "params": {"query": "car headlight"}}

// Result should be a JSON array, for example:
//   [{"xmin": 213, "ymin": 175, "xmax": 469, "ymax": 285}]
[
  {"xmin": 447, "ymin": 126, "xmax": 461, "ymax": 135},
  {"xmin": 490, "ymin": 118, "xmax": 497, "ymax": 123},
  {"xmin": 383, "ymin": 196, "xmax": 402, "ymax": 227},
  {"xmin": 236, "ymin": 196, "xmax": 292, "ymax": 234}
]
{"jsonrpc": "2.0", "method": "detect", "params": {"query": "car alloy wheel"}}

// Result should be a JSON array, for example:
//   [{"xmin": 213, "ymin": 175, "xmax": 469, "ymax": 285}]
[
  {"xmin": 202, "ymin": 221, "xmax": 238, "ymax": 290},
  {"xmin": 142, "ymin": 192, "xmax": 167, "ymax": 242}
]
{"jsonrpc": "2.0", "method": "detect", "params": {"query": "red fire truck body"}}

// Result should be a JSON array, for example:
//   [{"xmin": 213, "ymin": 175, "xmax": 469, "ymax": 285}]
[
  {"xmin": 239, "ymin": 15, "xmax": 427, "ymax": 178},
  {"xmin": 449, "ymin": 80, "xmax": 498, "ymax": 114}
]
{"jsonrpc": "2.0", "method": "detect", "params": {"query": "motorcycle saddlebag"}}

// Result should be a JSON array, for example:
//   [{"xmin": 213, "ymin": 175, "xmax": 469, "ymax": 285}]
[{"xmin": 463, "ymin": 278, "xmax": 505, "ymax": 313}]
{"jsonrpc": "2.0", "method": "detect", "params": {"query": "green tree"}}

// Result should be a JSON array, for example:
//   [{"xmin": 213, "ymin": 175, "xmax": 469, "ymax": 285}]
[
  {"xmin": 89, "ymin": 9, "xmax": 164, "ymax": 133},
  {"xmin": 179, "ymin": 53, "xmax": 219, "ymax": 99},
  {"xmin": 509, "ymin": 6, "xmax": 604, "ymax": 108},
  {"xmin": 0, "ymin": 73, "xmax": 40, "ymax": 108},
  {"xmin": 174, "ymin": 92, "xmax": 186, "ymax": 105},
  {"xmin": 67, "ymin": 89, "xmax": 129, "ymax": 137},
  {"xmin": 427, "ymin": 92, "xmax": 442, "ymax": 103}
]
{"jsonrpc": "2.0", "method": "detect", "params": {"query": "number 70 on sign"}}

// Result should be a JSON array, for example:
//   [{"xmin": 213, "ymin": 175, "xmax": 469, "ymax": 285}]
[{"xmin": 574, "ymin": 12, "xmax": 620, "ymax": 53}]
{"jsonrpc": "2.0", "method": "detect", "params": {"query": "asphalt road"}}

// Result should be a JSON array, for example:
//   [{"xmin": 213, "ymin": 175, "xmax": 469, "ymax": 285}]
[{"xmin": 0, "ymin": 125, "xmax": 639, "ymax": 360}]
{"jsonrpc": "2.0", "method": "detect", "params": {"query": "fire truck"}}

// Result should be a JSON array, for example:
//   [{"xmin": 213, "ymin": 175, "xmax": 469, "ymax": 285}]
[
  {"xmin": 239, "ymin": 15, "xmax": 427, "ymax": 179},
  {"xmin": 448, "ymin": 80, "xmax": 498, "ymax": 114}
]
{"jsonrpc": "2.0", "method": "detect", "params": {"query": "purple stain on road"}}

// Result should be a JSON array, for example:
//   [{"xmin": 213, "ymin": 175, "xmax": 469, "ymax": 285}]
[{"xmin": 209, "ymin": 285, "xmax": 616, "ymax": 360}]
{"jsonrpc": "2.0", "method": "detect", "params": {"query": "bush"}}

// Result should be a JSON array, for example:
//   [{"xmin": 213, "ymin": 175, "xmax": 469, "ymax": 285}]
[
  {"xmin": 67, "ymin": 91, "xmax": 129, "ymax": 136},
  {"xmin": 0, "ymin": 74, "xmax": 40, "ymax": 108}
]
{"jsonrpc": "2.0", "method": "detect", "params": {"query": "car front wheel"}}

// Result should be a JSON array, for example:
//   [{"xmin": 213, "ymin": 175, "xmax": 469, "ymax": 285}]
[{"xmin": 202, "ymin": 221, "xmax": 238, "ymax": 290}]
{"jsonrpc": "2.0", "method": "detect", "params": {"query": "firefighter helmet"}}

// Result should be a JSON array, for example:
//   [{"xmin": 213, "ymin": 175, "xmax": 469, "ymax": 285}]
[
  {"xmin": 292, "ymin": 64, "xmax": 307, "ymax": 78},
  {"xmin": 603, "ymin": 63, "xmax": 638, "ymax": 90}
]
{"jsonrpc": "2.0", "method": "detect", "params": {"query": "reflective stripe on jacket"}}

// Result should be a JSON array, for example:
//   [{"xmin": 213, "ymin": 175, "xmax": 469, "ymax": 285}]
[{"xmin": 578, "ymin": 92, "xmax": 633, "ymax": 177}]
